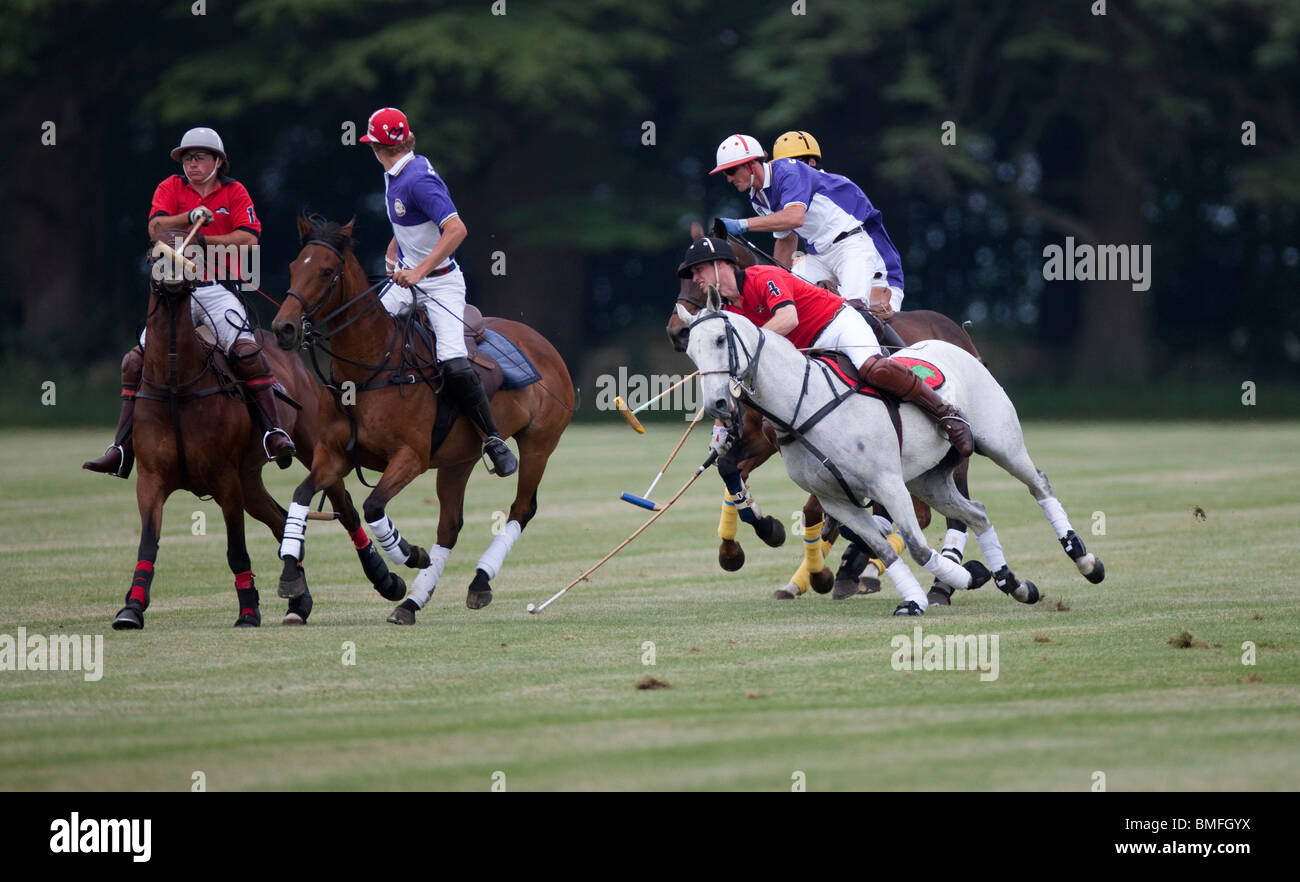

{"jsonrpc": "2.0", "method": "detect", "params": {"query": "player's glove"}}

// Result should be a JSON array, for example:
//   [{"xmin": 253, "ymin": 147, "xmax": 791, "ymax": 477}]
[
  {"xmin": 719, "ymin": 217, "xmax": 749, "ymax": 236},
  {"xmin": 188, "ymin": 206, "xmax": 215, "ymax": 226},
  {"xmin": 709, "ymin": 423, "xmax": 733, "ymax": 456}
]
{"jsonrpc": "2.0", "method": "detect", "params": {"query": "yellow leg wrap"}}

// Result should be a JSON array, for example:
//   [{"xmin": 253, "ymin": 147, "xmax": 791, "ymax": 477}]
[
  {"xmin": 718, "ymin": 492, "xmax": 739, "ymax": 541},
  {"xmin": 790, "ymin": 560, "xmax": 811, "ymax": 594},
  {"xmin": 803, "ymin": 520, "xmax": 826, "ymax": 573},
  {"xmin": 887, "ymin": 532, "xmax": 905, "ymax": 555}
]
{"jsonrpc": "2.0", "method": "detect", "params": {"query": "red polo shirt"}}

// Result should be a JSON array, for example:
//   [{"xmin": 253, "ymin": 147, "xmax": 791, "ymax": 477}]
[
  {"xmin": 725, "ymin": 264, "xmax": 844, "ymax": 350},
  {"xmin": 149, "ymin": 175, "xmax": 261, "ymax": 281}
]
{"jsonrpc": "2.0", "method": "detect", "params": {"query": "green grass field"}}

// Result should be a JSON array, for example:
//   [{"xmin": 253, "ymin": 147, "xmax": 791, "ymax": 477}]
[{"xmin": 1, "ymin": 422, "xmax": 1297, "ymax": 791}]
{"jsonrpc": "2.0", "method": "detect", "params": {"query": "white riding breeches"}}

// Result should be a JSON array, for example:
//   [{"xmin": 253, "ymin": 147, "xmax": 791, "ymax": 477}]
[
  {"xmin": 811, "ymin": 304, "xmax": 882, "ymax": 370},
  {"xmin": 794, "ymin": 233, "xmax": 904, "ymax": 311},
  {"xmin": 139, "ymin": 282, "xmax": 255, "ymax": 352},
  {"xmin": 379, "ymin": 267, "xmax": 468, "ymax": 362}
]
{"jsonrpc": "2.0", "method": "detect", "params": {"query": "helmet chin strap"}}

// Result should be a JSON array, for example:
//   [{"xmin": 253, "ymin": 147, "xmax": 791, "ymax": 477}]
[{"xmin": 195, "ymin": 159, "xmax": 222, "ymax": 186}]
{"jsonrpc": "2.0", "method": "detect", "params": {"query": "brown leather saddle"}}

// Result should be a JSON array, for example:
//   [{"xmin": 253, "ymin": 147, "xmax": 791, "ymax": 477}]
[{"xmin": 404, "ymin": 303, "xmax": 505, "ymax": 398}]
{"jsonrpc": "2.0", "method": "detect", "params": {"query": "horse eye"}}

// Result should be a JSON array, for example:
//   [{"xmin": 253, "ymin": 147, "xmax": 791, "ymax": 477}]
[
  {"xmin": 715, "ymin": 335, "xmax": 725, "ymax": 346},
  {"xmin": 320, "ymin": 267, "xmax": 333, "ymax": 278}
]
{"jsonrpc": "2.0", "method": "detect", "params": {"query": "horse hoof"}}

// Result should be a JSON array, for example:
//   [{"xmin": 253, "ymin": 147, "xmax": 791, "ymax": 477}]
[
  {"xmin": 406, "ymin": 544, "xmax": 431, "ymax": 570},
  {"xmin": 1083, "ymin": 556, "xmax": 1106, "ymax": 584},
  {"xmin": 376, "ymin": 573, "xmax": 407, "ymax": 602},
  {"xmin": 718, "ymin": 540, "xmax": 745, "ymax": 572},
  {"xmin": 893, "ymin": 601, "xmax": 925, "ymax": 616},
  {"xmin": 858, "ymin": 576, "xmax": 882, "ymax": 595},
  {"xmin": 111, "ymin": 603, "xmax": 144, "ymax": 630},
  {"xmin": 1017, "ymin": 580, "xmax": 1040, "ymax": 604},
  {"xmin": 387, "ymin": 604, "xmax": 416, "ymax": 625},
  {"xmin": 758, "ymin": 516, "xmax": 786, "ymax": 548},
  {"xmin": 831, "ymin": 578, "xmax": 860, "ymax": 600},
  {"xmin": 234, "ymin": 609, "xmax": 261, "ymax": 628},
  {"xmin": 283, "ymin": 591, "xmax": 312, "ymax": 625},
  {"xmin": 771, "ymin": 585, "xmax": 798, "ymax": 600},
  {"xmin": 278, "ymin": 572, "xmax": 307, "ymax": 599},
  {"xmin": 963, "ymin": 560, "xmax": 991, "ymax": 590},
  {"xmin": 927, "ymin": 583, "xmax": 954, "ymax": 606},
  {"xmin": 809, "ymin": 568, "xmax": 834, "ymax": 594},
  {"xmin": 466, "ymin": 568, "xmax": 493, "ymax": 610}
]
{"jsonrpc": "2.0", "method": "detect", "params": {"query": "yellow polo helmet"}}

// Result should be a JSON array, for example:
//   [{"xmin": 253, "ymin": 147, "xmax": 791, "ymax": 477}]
[{"xmin": 772, "ymin": 130, "xmax": 822, "ymax": 162}]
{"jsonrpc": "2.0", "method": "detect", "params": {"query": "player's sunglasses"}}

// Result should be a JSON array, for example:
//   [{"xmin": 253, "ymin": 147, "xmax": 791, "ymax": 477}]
[{"xmin": 182, "ymin": 152, "xmax": 214, "ymax": 163}]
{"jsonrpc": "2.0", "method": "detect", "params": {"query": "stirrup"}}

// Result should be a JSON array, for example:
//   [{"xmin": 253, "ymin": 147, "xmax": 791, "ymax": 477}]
[
  {"xmin": 482, "ymin": 436, "xmax": 518, "ymax": 477},
  {"xmin": 261, "ymin": 429, "xmax": 296, "ymax": 468}
]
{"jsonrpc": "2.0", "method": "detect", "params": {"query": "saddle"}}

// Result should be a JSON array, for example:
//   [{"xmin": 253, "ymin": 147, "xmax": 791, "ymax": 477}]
[
  {"xmin": 403, "ymin": 304, "xmax": 504, "ymax": 397},
  {"xmin": 195, "ymin": 325, "xmax": 304, "ymax": 415}
]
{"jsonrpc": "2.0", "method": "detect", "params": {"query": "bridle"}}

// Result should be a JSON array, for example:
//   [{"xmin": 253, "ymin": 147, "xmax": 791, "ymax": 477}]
[
  {"xmin": 687, "ymin": 309, "xmax": 766, "ymax": 414},
  {"xmin": 283, "ymin": 239, "xmax": 387, "ymax": 341}
]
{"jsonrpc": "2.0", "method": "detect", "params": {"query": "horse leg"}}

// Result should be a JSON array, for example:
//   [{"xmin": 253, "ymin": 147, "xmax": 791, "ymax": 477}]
[
  {"xmin": 241, "ymin": 470, "xmax": 314, "ymax": 625},
  {"xmin": 832, "ymin": 518, "xmax": 903, "ymax": 599},
  {"xmin": 818, "ymin": 496, "xmax": 934, "ymax": 615},
  {"xmin": 387, "ymin": 459, "xmax": 475, "ymax": 624},
  {"xmin": 716, "ymin": 418, "xmax": 786, "ymax": 572},
  {"xmin": 464, "ymin": 433, "xmax": 556, "ymax": 610},
  {"xmin": 354, "ymin": 447, "xmax": 428, "ymax": 603},
  {"xmin": 772, "ymin": 496, "xmax": 835, "ymax": 599},
  {"xmin": 979, "ymin": 439, "xmax": 1106, "ymax": 585},
  {"xmin": 218, "ymin": 487, "xmax": 262, "ymax": 627},
  {"xmin": 112, "ymin": 472, "xmax": 168, "ymax": 629}
]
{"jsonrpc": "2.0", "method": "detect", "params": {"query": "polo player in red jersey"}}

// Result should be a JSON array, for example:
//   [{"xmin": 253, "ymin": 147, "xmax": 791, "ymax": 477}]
[
  {"xmin": 84, "ymin": 126, "xmax": 295, "ymax": 477},
  {"xmin": 677, "ymin": 237, "xmax": 973, "ymax": 454}
]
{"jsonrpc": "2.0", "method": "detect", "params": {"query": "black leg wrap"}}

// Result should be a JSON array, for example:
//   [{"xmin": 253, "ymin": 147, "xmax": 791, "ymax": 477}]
[
  {"xmin": 963, "ymin": 560, "xmax": 991, "ymax": 590},
  {"xmin": 377, "ymin": 571, "xmax": 407, "ymax": 602},
  {"xmin": 357, "ymin": 543, "xmax": 391, "ymax": 585},
  {"xmin": 755, "ymin": 515, "xmax": 786, "ymax": 547},
  {"xmin": 1060, "ymin": 529, "xmax": 1086, "ymax": 561}
]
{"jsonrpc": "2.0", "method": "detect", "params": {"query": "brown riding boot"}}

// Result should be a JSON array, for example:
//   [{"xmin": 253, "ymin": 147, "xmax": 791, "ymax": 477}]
[
  {"xmin": 230, "ymin": 341, "xmax": 296, "ymax": 468},
  {"xmin": 84, "ymin": 347, "xmax": 143, "ymax": 478},
  {"xmin": 862, "ymin": 355, "xmax": 974, "ymax": 456}
]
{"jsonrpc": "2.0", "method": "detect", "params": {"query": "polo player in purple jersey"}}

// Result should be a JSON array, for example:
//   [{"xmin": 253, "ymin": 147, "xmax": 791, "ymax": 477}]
[
  {"xmin": 714, "ymin": 133, "xmax": 908, "ymax": 322},
  {"xmin": 361, "ymin": 106, "xmax": 517, "ymax": 477}
]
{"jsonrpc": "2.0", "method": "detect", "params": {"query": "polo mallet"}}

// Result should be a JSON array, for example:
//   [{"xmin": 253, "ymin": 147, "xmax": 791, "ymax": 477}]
[
  {"xmin": 620, "ymin": 406, "xmax": 704, "ymax": 510},
  {"xmin": 713, "ymin": 217, "xmax": 789, "ymax": 270},
  {"xmin": 527, "ymin": 450, "xmax": 719, "ymax": 614},
  {"xmin": 613, "ymin": 371, "xmax": 699, "ymax": 434}
]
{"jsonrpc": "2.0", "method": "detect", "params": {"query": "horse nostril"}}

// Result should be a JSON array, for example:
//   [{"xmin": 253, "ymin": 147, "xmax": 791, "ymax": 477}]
[{"xmin": 714, "ymin": 398, "xmax": 728, "ymax": 411}]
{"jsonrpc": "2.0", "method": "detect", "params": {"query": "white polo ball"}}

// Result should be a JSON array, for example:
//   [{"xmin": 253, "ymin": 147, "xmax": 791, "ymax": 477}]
[{"xmin": 525, "ymin": 603, "xmax": 536, "ymax": 613}]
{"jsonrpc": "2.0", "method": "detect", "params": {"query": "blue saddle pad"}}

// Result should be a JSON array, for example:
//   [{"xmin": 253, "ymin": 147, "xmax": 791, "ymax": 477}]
[{"xmin": 479, "ymin": 328, "xmax": 542, "ymax": 390}]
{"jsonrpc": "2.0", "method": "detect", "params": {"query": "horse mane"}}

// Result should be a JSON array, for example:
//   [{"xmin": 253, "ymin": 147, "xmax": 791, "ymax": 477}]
[{"xmin": 300, "ymin": 213, "xmax": 358, "ymax": 252}]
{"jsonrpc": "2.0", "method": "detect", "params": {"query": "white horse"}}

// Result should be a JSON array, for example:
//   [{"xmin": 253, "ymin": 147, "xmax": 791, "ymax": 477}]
[{"xmin": 678, "ymin": 291, "xmax": 1105, "ymax": 615}]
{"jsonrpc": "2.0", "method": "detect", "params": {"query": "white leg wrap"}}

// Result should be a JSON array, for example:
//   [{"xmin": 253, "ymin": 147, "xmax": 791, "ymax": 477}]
[
  {"xmin": 476, "ymin": 520, "xmax": 522, "ymax": 580},
  {"xmin": 1038, "ymin": 497, "xmax": 1072, "ymax": 539},
  {"xmin": 976, "ymin": 526, "xmax": 1008, "ymax": 572},
  {"xmin": 885, "ymin": 558, "xmax": 928, "ymax": 608},
  {"xmin": 280, "ymin": 502, "xmax": 309, "ymax": 561},
  {"xmin": 410, "ymin": 545, "xmax": 451, "ymax": 609},
  {"xmin": 873, "ymin": 514, "xmax": 893, "ymax": 535},
  {"xmin": 368, "ymin": 515, "xmax": 406, "ymax": 565},
  {"xmin": 942, "ymin": 528, "xmax": 968, "ymax": 555},
  {"xmin": 923, "ymin": 549, "xmax": 971, "ymax": 589}
]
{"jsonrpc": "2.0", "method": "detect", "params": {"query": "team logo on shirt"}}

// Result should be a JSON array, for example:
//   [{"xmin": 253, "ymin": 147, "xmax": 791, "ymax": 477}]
[
  {"xmin": 215, "ymin": 206, "xmax": 230, "ymax": 215},
  {"xmin": 393, "ymin": 199, "xmax": 406, "ymax": 217}
]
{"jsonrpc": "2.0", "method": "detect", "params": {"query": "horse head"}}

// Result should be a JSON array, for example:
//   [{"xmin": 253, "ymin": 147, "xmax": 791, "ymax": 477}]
[
  {"xmin": 679, "ymin": 285, "xmax": 762, "ymax": 423},
  {"xmin": 275, "ymin": 214, "xmax": 357, "ymax": 350}
]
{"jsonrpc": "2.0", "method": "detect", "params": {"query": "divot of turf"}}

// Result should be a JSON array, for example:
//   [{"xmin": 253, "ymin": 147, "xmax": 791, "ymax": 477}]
[{"xmin": 635, "ymin": 675, "xmax": 670, "ymax": 690}]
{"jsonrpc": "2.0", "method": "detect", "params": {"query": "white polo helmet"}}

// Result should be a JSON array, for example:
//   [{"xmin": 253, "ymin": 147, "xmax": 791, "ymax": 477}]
[
  {"xmin": 710, "ymin": 134, "xmax": 765, "ymax": 174},
  {"xmin": 170, "ymin": 127, "xmax": 227, "ymax": 162}
]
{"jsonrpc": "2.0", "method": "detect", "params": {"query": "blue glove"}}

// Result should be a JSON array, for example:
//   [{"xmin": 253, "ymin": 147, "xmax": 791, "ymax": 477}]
[{"xmin": 719, "ymin": 217, "xmax": 749, "ymax": 236}]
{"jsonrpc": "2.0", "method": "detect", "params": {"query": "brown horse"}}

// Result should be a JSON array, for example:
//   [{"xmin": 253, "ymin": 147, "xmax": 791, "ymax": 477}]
[
  {"xmin": 665, "ymin": 224, "xmax": 982, "ymax": 603},
  {"xmin": 111, "ymin": 248, "xmax": 365, "ymax": 629},
  {"xmin": 271, "ymin": 216, "xmax": 575, "ymax": 624}
]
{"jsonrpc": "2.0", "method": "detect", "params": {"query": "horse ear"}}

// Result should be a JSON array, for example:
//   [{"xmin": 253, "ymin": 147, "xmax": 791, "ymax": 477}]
[
  {"xmin": 341, "ymin": 217, "xmax": 356, "ymax": 239},
  {"xmin": 690, "ymin": 221, "xmax": 704, "ymax": 241},
  {"xmin": 676, "ymin": 302, "xmax": 694, "ymax": 325},
  {"xmin": 706, "ymin": 285, "xmax": 723, "ymax": 313},
  {"xmin": 296, "ymin": 214, "xmax": 312, "ymax": 242}
]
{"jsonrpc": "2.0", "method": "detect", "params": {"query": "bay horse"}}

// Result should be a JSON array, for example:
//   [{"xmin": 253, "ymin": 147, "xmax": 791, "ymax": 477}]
[
  {"xmin": 680, "ymin": 290, "xmax": 1106, "ymax": 614},
  {"xmin": 271, "ymin": 216, "xmax": 574, "ymax": 624},
  {"xmin": 666, "ymin": 224, "xmax": 982, "ymax": 603},
  {"xmin": 112, "ymin": 239, "xmax": 365, "ymax": 629}
]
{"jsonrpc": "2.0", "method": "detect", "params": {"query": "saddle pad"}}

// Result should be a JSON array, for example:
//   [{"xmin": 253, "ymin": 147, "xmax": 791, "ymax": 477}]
[
  {"xmin": 478, "ymin": 328, "xmax": 542, "ymax": 390},
  {"xmin": 892, "ymin": 356, "xmax": 945, "ymax": 390}
]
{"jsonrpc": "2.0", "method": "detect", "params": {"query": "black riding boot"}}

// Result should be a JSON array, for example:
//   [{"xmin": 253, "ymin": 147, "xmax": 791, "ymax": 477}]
[
  {"xmin": 230, "ymin": 341, "xmax": 296, "ymax": 468},
  {"xmin": 860, "ymin": 308, "xmax": 906, "ymax": 354},
  {"xmin": 84, "ymin": 347, "xmax": 143, "ymax": 478},
  {"xmin": 442, "ymin": 357, "xmax": 517, "ymax": 477}
]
